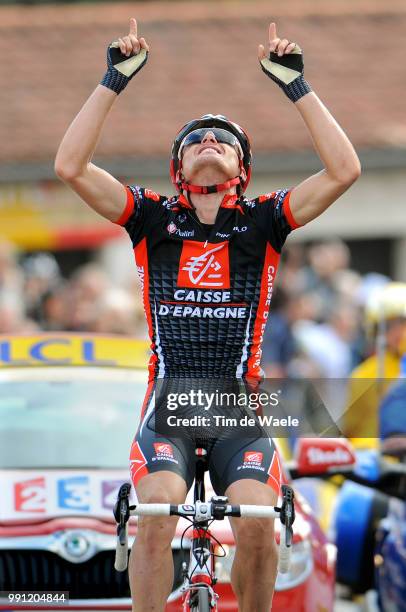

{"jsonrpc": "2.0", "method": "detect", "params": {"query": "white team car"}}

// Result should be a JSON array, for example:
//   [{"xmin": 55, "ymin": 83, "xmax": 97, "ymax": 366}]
[{"xmin": 0, "ymin": 334, "xmax": 335, "ymax": 611}]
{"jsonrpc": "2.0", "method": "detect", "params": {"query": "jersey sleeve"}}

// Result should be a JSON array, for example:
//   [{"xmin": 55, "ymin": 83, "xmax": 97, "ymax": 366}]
[
  {"xmin": 113, "ymin": 185, "xmax": 168, "ymax": 246},
  {"xmin": 250, "ymin": 189, "xmax": 301, "ymax": 252}
]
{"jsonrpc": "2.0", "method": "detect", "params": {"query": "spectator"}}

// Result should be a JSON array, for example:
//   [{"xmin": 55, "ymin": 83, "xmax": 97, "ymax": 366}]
[
  {"xmin": 90, "ymin": 288, "xmax": 146, "ymax": 337},
  {"xmin": 0, "ymin": 291, "xmax": 38, "ymax": 333},
  {"xmin": 40, "ymin": 284, "xmax": 70, "ymax": 331},
  {"xmin": 66, "ymin": 263, "xmax": 110, "ymax": 331},
  {"xmin": 291, "ymin": 300, "xmax": 359, "ymax": 378},
  {"xmin": 262, "ymin": 289, "xmax": 297, "ymax": 378},
  {"xmin": 296, "ymin": 239, "xmax": 351, "ymax": 320},
  {"xmin": 22, "ymin": 253, "xmax": 61, "ymax": 321},
  {"xmin": 0, "ymin": 240, "xmax": 23, "ymax": 300}
]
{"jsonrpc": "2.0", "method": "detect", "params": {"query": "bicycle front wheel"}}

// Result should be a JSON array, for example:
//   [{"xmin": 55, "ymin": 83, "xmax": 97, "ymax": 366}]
[{"xmin": 191, "ymin": 588, "xmax": 211, "ymax": 612}]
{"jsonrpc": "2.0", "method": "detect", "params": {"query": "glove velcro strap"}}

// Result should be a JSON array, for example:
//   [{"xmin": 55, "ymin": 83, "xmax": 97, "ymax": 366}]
[
  {"xmin": 260, "ymin": 46, "xmax": 312, "ymax": 102},
  {"xmin": 101, "ymin": 70, "xmax": 129, "ymax": 94},
  {"xmin": 283, "ymin": 75, "xmax": 312, "ymax": 103},
  {"xmin": 101, "ymin": 46, "xmax": 148, "ymax": 95}
]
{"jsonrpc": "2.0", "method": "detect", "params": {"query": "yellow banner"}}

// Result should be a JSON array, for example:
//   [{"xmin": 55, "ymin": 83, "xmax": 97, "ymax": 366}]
[
  {"xmin": 0, "ymin": 334, "xmax": 150, "ymax": 369},
  {"xmin": 0, "ymin": 182, "xmax": 120, "ymax": 249}
]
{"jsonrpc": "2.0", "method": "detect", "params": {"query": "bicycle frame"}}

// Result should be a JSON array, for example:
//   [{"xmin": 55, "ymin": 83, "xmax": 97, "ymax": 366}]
[
  {"xmin": 181, "ymin": 448, "xmax": 217, "ymax": 611},
  {"xmin": 114, "ymin": 448, "xmax": 295, "ymax": 611}
]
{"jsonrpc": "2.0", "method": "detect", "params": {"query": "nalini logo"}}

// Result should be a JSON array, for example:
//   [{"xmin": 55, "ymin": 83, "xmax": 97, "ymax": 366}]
[
  {"xmin": 177, "ymin": 241, "xmax": 230, "ymax": 288},
  {"xmin": 244, "ymin": 451, "xmax": 263, "ymax": 464},
  {"xmin": 167, "ymin": 222, "xmax": 177, "ymax": 234}
]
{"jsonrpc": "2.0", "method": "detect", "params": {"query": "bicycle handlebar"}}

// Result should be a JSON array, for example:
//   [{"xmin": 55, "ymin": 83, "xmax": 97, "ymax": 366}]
[
  {"xmin": 114, "ymin": 483, "xmax": 295, "ymax": 575},
  {"xmin": 127, "ymin": 502, "xmax": 280, "ymax": 519}
]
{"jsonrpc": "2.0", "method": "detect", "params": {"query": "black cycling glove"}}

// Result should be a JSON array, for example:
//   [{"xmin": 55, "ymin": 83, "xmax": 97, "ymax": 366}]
[
  {"xmin": 101, "ymin": 43, "xmax": 148, "ymax": 95},
  {"xmin": 260, "ymin": 45, "xmax": 311, "ymax": 103}
]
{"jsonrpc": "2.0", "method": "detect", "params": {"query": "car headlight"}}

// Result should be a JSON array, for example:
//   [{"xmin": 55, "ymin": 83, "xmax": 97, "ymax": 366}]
[
  {"xmin": 215, "ymin": 544, "xmax": 234, "ymax": 583},
  {"xmin": 215, "ymin": 539, "xmax": 313, "ymax": 590}
]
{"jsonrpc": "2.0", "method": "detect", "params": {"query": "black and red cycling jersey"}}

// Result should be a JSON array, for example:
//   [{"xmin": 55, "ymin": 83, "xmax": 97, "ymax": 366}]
[{"xmin": 115, "ymin": 185, "xmax": 300, "ymax": 382}]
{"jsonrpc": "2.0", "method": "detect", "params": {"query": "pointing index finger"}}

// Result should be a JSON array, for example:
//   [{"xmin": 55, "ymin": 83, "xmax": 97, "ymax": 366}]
[
  {"xmin": 269, "ymin": 22, "xmax": 277, "ymax": 42},
  {"xmin": 129, "ymin": 17, "xmax": 138, "ymax": 37}
]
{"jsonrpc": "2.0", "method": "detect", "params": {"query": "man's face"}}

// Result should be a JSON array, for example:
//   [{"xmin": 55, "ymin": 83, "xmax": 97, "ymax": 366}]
[
  {"xmin": 180, "ymin": 130, "xmax": 243, "ymax": 184},
  {"xmin": 386, "ymin": 318, "xmax": 406, "ymax": 355}
]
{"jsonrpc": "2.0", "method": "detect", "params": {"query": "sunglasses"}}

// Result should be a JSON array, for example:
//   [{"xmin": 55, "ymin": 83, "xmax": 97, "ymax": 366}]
[{"xmin": 178, "ymin": 128, "xmax": 243, "ymax": 159}]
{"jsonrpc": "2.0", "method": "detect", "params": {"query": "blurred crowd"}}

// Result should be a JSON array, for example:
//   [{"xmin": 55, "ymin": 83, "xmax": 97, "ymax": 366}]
[
  {"xmin": 261, "ymin": 240, "xmax": 389, "ymax": 379},
  {"xmin": 0, "ymin": 238, "xmax": 390, "ymax": 378},
  {"xmin": 0, "ymin": 240, "xmax": 146, "ymax": 339}
]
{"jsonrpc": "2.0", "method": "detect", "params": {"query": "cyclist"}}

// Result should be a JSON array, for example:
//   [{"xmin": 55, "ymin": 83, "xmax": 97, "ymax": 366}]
[
  {"xmin": 344, "ymin": 282, "xmax": 406, "ymax": 447},
  {"xmin": 55, "ymin": 18, "xmax": 360, "ymax": 612}
]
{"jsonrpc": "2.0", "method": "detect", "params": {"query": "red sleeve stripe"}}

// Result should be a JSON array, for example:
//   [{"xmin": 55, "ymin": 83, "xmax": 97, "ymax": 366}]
[
  {"xmin": 283, "ymin": 190, "xmax": 301, "ymax": 230},
  {"xmin": 114, "ymin": 186, "xmax": 135, "ymax": 226}
]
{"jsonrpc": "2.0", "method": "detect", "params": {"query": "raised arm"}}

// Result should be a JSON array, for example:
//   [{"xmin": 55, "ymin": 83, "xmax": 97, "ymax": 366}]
[
  {"xmin": 258, "ymin": 23, "xmax": 361, "ymax": 227},
  {"xmin": 54, "ymin": 19, "xmax": 149, "ymax": 222}
]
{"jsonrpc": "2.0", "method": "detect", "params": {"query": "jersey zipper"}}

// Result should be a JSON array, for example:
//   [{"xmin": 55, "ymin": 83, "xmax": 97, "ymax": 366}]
[
  {"xmin": 188, "ymin": 210, "xmax": 217, "ymax": 248},
  {"xmin": 188, "ymin": 206, "xmax": 238, "ymax": 248}
]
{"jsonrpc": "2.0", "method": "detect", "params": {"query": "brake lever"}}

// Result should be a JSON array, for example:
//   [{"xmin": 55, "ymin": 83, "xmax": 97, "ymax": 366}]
[
  {"xmin": 280, "ymin": 484, "xmax": 295, "ymax": 547},
  {"xmin": 113, "ymin": 482, "xmax": 132, "ymax": 529}
]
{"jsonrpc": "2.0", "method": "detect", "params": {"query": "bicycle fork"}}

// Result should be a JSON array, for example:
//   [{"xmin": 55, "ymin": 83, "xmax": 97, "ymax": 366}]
[{"xmin": 181, "ymin": 524, "xmax": 217, "ymax": 611}]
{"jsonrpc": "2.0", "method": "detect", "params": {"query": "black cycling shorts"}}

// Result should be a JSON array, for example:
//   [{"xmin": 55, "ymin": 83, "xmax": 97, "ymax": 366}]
[{"xmin": 129, "ymin": 381, "xmax": 281, "ymax": 497}]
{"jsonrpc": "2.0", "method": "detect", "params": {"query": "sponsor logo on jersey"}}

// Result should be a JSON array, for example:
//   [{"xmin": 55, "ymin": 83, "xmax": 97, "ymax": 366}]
[
  {"xmin": 251, "ymin": 263, "xmax": 276, "ymax": 371},
  {"xmin": 158, "ymin": 287, "xmax": 247, "ymax": 319},
  {"xmin": 237, "ymin": 450, "xmax": 265, "ymax": 472},
  {"xmin": 152, "ymin": 442, "xmax": 178, "ymax": 464},
  {"xmin": 137, "ymin": 265, "xmax": 145, "ymax": 292},
  {"xmin": 158, "ymin": 304, "xmax": 247, "ymax": 319},
  {"xmin": 178, "ymin": 241, "xmax": 230, "ymax": 288},
  {"xmin": 153, "ymin": 443, "xmax": 174, "ymax": 457},
  {"xmin": 144, "ymin": 189, "xmax": 160, "ymax": 202},
  {"xmin": 275, "ymin": 189, "xmax": 288, "ymax": 206},
  {"xmin": 173, "ymin": 289, "xmax": 231, "ymax": 303},
  {"xmin": 233, "ymin": 226, "xmax": 248, "ymax": 233},
  {"xmin": 166, "ymin": 223, "xmax": 194, "ymax": 237},
  {"xmin": 244, "ymin": 451, "xmax": 263, "ymax": 465},
  {"xmin": 130, "ymin": 186, "xmax": 143, "ymax": 203},
  {"xmin": 176, "ymin": 229, "xmax": 195, "ymax": 238},
  {"xmin": 259, "ymin": 193, "xmax": 276, "ymax": 203}
]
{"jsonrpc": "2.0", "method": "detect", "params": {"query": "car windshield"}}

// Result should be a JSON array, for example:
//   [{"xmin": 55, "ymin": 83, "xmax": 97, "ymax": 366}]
[{"xmin": 0, "ymin": 368, "xmax": 145, "ymax": 469}]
